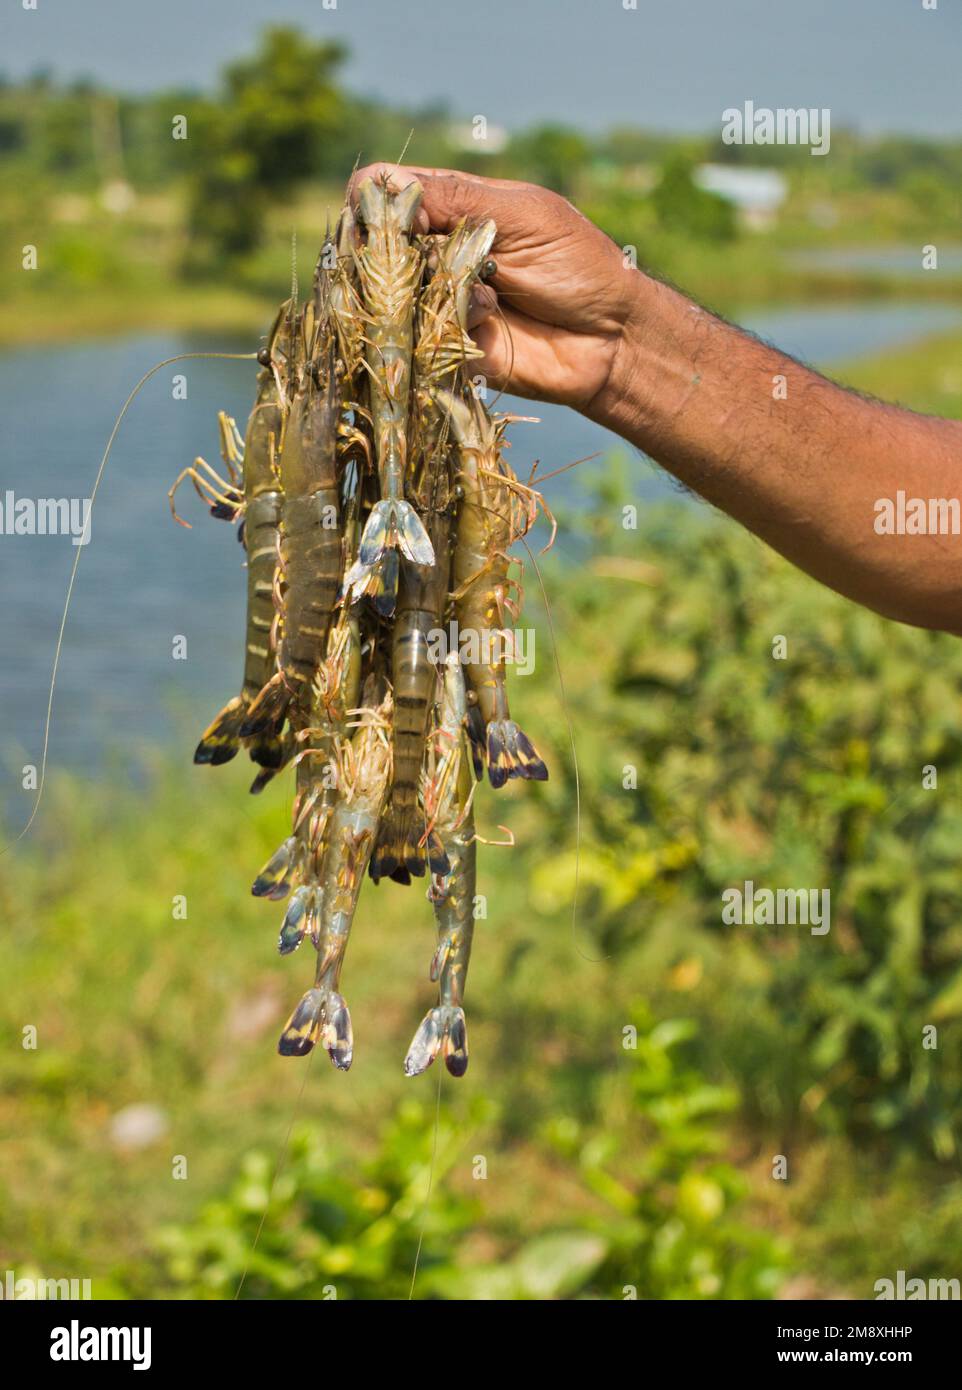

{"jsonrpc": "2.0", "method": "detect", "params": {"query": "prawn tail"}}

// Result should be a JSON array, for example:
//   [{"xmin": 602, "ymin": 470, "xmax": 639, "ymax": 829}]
[
  {"xmin": 486, "ymin": 719, "xmax": 549, "ymax": 790},
  {"xmin": 251, "ymin": 835, "xmax": 298, "ymax": 900},
  {"xmin": 249, "ymin": 764, "xmax": 279, "ymax": 795},
  {"xmin": 277, "ymin": 988, "xmax": 324, "ymax": 1058},
  {"xmin": 404, "ymin": 1004, "xmax": 468, "ymax": 1078},
  {"xmin": 248, "ymin": 727, "xmax": 297, "ymax": 794},
  {"xmin": 247, "ymin": 725, "xmax": 287, "ymax": 771},
  {"xmin": 465, "ymin": 702, "xmax": 487, "ymax": 780},
  {"xmin": 421, "ymin": 823, "xmax": 451, "ymax": 878},
  {"xmin": 369, "ymin": 809, "xmax": 449, "ymax": 883},
  {"xmin": 344, "ymin": 549, "xmax": 399, "ymax": 619},
  {"xmin": 238, "ymin": 672, "xmax": 288, "ymax": 739},
  {"xmin": 357, "ymin": 499, "xmax": 435, "ymax": 570},
  {"xmin": 193, "ymin": 695, "xmax": 246, "ymax": 766},
  {"xmin": 393, "ymin": 499, "xmax": 435, "ymax": 566},
  {"xmin": 344, "ymin": 503, "xmax": 432, "ymax": 611},
  {"xmin": 277, "ymin": 885, "xmax": 315, "ymax": 956},
  {"xmin": 320, "ymin": 991, "xmax": 354, "ymax": 1071},
  {"xmin": 277, "ymin": 986, "xmax": 353, "ymax": 1070}
]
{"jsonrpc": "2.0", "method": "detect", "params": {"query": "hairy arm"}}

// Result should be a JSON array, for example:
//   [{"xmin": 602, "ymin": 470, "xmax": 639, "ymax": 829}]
[
  {"xmin": 595, "ymin": 278, "xmax": 962, "ymax": 634},
  {"xmin": 353, "ymin": 164, "xmax": 962, "ymax": 635}
]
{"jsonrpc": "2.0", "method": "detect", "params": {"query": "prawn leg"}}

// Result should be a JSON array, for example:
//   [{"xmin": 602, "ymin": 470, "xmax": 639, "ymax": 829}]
[
  {"xmin": 406, "ymin": 656, "xmax": 476, "ymax": 1078},
  {"xmin": 440, "ymin": 388, "xmax": 549, "ymax": 787},
  {"xmin": 278, "ymin": 685, "xmax": 393, "ymax": 1067}
]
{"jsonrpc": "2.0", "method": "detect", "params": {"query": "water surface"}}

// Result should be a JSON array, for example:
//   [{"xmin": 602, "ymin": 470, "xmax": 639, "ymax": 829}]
[{"xmin": 1, "ymin": 300, "xmax": 958, "ymax": 778}]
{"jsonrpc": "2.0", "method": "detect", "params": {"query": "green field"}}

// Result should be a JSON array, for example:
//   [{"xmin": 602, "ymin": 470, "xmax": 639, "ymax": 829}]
[
  {"xmin": 4, "ymin": 408, "xmax": 962, "ymax": 1296},
  {"xmin": 3, "ymin": 30, "xmax": 961, "ymax": 1299}
]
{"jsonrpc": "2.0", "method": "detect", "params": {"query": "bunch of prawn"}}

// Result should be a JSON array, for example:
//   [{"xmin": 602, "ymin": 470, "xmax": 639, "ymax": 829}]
[{"xmin": 171, "ymin": 175, "xmax": 552, "ymax": 1076}]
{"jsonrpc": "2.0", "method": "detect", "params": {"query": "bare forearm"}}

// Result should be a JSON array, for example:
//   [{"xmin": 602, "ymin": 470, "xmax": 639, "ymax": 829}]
[{"xmin": 590, "ymin": 274, "xmax": 962, "ymax": 634}]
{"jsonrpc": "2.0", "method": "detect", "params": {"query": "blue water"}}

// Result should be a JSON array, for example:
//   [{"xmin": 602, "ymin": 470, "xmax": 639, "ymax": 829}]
[
  {"xmin": 789, "ymin": 245, "xmax": 962, "ymax": 278},
  {"xmin": 1, "ymin": 300, "xmax": 959, "ymax": 777},
  {"xmin": 742, "ymin": 302, "xmax": 962, "ymax": 365}
]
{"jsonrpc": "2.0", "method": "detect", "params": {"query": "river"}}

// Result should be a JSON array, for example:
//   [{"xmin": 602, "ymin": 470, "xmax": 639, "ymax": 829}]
[{"xmin": 1, "ymin": 300, "xmax": 959, "ymax": 780}]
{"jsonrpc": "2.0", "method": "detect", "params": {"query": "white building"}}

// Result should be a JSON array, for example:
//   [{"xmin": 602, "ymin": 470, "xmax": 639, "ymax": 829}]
[{"xmin": 693, "ymin": 165, "xmax": 788, "ymax": 231}]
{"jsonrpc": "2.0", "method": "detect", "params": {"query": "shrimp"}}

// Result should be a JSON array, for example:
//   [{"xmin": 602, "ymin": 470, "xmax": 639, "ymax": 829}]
[
  {"xmin": 172, "ymin": 299, "xmax": 296, "ymax": 770},
  {"xmin": 414, "ymin": 218, "xmax": 495, "ymax": 414},
  {"xmin": 250, "ymin": 521, "xmax": 363, "ymax": 903},
  {"xmin": 370, "ymin": 507, "xmax": 451, "ymax": 883},
  {"xmin": 365, "ymin": 220, "xmax": 499, "ymax": 878},
  {"xmin": 405, "ymin": 654, "xmax": 476, "ymax": 1077},
  {"xmin": 344, "ymin": 176, "xmax": 433, "ymax": 612},
  {"xmin": 409, "ymin": 217, "xmax": 495, "ymax": 518},
  {"xmin": 158, "ymin": 183, "xmax": 568, "ymax": 1076},
  {"xmin": 442, "ymin": 388, "xmax": 549, "ymax": 788},
  {"xmin": 278, "ymin": 683, "xmax": 394, "ymax": 1066},
  {"xmin": 327, "ymin": 203, "xmax": 365, "ymax": 382},
  {"xmin": 241, "ymin": 309, "xmax": 342, "ymax": 741}
]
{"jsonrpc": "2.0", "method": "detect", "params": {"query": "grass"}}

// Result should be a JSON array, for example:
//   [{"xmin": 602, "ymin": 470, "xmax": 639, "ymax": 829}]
[
  {"xmin": 0, "ymin": 726, "xmax": 637, "ymax": 1292},
  {"xmin": 3, "ymin": 177, "xmax": 962, "ymax": 349},
  {"xmin": 3, "ymin": 207, "xmax": 962, "ymax": 1297},
  {"xmin": 5, "ymin": 487, "xmax": 962, "ymax": 1297},
  {"xmin": 0, "ymin": 182, "xmax": 345, "ymax": 349},
  {"xmin": 830, "ymin": 328, "xmax": 962, "ymax": 419}
]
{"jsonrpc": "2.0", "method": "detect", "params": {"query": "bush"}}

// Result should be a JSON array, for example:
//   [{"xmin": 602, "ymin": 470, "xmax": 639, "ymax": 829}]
[
  {"xmin": 155, "ymin": 1100, "xmax": 482, "ymax": 1299},
  {"xmin": 155, "ymin": 1014, "xmax": 785, "ymax": 1300},
  {"xmin": 524, "ymin": 479, "xmax": 962, "ymax": 1159},
  {"xmin": 651, "ymin": 155, "xmax": 736, "ymax": 242}
]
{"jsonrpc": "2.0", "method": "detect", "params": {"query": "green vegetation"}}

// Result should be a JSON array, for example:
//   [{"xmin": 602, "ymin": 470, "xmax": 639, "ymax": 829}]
[
  {"xmin": 3, "ymin": 454, "xmax": 961, "ymax": 1297},
  {"xmin": 649, "ymin": 155, "xmax": 736, "ymax": 244},
  {"xmin": 2, "ymin": 25, "xmax": 962, "ymax": 346},
  {"xmin": 834, "ymin": 329, "xmax": 962, "ymax": 420},
  {"xmin": 3, "ymin": 17, "xmax": 961, "ymax": 1306},
  {"xmin": 182, "ymin": 29, "xmax": 350, "ymax": 268},
  {"xmin": 155, "ymin": 1011, "xmax": 785, "ymax": 1300}
]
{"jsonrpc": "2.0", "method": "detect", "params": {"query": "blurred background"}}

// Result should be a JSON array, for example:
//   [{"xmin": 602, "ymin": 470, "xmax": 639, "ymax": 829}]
[{"xmin": 2, "ymin": 0, "xmax": 962, "ymax": 1299}]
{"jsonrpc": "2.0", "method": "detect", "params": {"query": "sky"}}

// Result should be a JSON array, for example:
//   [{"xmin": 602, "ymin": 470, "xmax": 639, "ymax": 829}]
[{"xmin": 1, "ymin": 0, "xmax": 960, "ymax": 136}]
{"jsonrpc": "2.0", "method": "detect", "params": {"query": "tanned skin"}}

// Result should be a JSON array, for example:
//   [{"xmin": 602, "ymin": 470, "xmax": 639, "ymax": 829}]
[{"xmin": 353, "ymin": 164, "xmax": 962, "ymax": 637}]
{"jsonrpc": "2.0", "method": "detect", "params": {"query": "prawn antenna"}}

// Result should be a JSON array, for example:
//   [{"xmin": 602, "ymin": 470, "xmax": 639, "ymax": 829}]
[
  {"xmin": 409, "ymin": 1060, "xmax": 444, "ymax": 1300},
  {"xmin": 488, "ymin": 298, "xmax": 517, "ymax": 412},
  {"xmin": 520, "ymin": 535, "xmax": 608, "ymax": 964},
  {"xmin": 0, "ymin": 349, "xmax": 259, "ymax": 858},
  {"xmin": 234, "ymin": 1050, "xmax": 316, "ymax": 1298},
  {"xmin": 391, "ymin": 128, "xmax": 415, "ymax": 181}
]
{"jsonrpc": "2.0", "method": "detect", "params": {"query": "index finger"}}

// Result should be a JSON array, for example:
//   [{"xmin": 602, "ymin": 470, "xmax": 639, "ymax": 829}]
[{"xmin": 350, "ymin": 163, "xmax": 542, "ymax": 238}]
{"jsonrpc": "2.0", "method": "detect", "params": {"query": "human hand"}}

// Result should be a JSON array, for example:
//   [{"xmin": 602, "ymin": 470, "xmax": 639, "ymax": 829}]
[{"xmin": 350, "ymin": 164, "xmax": 642, "ymax": 415}]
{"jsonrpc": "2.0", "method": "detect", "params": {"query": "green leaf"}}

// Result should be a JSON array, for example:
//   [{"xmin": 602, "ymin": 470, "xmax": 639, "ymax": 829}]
[{"xmin": 512, "ymin": 1232, "xmax": 610, "ymax": 1299}]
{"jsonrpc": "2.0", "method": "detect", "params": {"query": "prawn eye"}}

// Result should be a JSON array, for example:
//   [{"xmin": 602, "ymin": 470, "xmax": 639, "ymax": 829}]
[
  {"xmin": 481, "ymin": 259, "xmax": 497, "ymax": 280},
  {"xmin": 257, "ymin": 347, "xmax": 272, "ymax": 367}
]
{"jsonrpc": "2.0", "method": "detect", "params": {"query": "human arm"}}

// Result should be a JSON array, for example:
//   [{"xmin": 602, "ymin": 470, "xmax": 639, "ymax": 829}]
[{"xmin": 352, "ymin": 164, "xmax": 962, "ymax": 635}]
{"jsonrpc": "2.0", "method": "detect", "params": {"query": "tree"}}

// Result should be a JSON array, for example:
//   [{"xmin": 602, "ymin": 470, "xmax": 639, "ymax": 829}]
[
  {"xmin": 650, "ymin": 154, "xmax": 736, "ymax": 243},
  {"xmin": 508, "ymin": 124, "xmax": 590, "ymax": 197},
  {"xmin": 220, "ymin": 26, "xmax": 348, "ymax": 190},
  {"xmin": 185, "ymin": 26, "xmax": 349, "ymax": 265}
]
